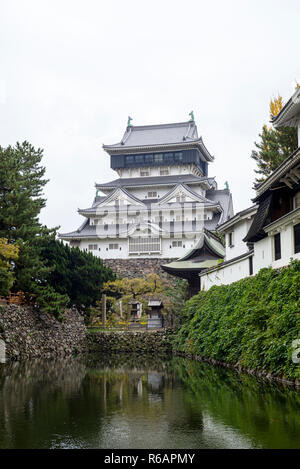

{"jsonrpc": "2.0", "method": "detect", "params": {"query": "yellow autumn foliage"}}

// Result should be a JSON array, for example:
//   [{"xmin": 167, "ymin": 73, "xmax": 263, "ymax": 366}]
[
  {"xmin": 270, "ymin": 95, "xmax": 284, "ymax": 118},
  {"xmin": 0, "ymin": 238, "xmax": 19, "ymax": 269}
]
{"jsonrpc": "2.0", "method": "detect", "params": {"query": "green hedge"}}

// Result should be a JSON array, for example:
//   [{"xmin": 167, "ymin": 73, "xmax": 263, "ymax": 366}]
[{"xmin": 173, "ymin": 260, "xmax": 300, "ymax": 380}]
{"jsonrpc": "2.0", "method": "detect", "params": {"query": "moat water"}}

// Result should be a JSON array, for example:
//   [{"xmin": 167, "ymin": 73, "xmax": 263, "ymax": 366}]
[{"xmin": 0, "ymin": 354, "xmax": 300, "ymax": 449}]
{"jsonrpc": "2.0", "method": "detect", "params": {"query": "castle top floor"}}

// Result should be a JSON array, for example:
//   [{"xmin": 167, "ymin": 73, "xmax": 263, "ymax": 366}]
[{"xmin": 103, "ymin": 119, "xmax": 214, "ymax": 178}]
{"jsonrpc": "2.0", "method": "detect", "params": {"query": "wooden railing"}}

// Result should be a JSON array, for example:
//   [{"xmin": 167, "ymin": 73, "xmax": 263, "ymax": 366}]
[{"xmin": 0, "ymin": 292, "xmax": 26, "ymax": 306}]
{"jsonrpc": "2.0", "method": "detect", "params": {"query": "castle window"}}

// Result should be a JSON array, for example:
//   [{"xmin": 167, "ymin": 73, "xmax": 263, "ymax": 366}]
[
  {"xmin": 109, "ymin": 243, "xmax": 119, "ymax": 250},
  {"xmin": 154, "ymin": 154, "xmax": 163, "ymax": 163},
  {"xmin": 147, "ymin": 191, "xmax": 157, "ymax": 198},
  {"xmin": 126, "ymin": 155, "xmax": 134, "ymax": 164},
  {"xmin": 144, "ymin": 154, "xmax": 153, "ymax": 163},
  {"xmin": 88, "ymin": 244, "xmax": 98, "ymax": 251},
  {"xmin": 135, "ymin": 154, "xmax": 144, "ymax": 163},
  {"xmin": 228, "ymin": 232, "xmax": 234, "ymax": 247},
  {"xmin": 174, "ymin": 152, "xmax": 183, "ymax": 161},
  {"xmin": 164, "ymin": 153, "xmax": 174, "ymax": 163},
  {"xmin": 172, "ymin": 241, "xmax": 182, "ymax": 248},
  {"xmin": 249, "ymin": 256, "xmax": 253, "ymax": 275},
  {"xmin": 129, "ymin": 236, "xmax": 161, "ymax": 254},
  {"xmin": 140, "ymin": 170, "xmax": 150, "ymax": 177},
  {"xmin": 274, "ymin": 233, "xmax": 281, "ymax": 261},
  {"xmin": 160, "ymin": 169, "xmax": 169, "ymax": 176},
  {"xmin": 294, "ymin": 223, "xmax": 300, "ymax": 254}
]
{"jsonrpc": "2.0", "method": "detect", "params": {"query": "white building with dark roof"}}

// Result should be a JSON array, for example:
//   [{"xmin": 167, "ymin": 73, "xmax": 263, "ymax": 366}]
[
  {"xmin": 59, "ymin": 117, "xmax": 233, "ymax": 285},
  {"xmin": 200, "ymin": 88, "xmax": 300, "ymax": 290}
]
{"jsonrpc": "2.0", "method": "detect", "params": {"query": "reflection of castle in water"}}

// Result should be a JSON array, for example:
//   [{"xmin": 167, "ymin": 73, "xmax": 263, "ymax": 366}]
[
  {"xmin": 93, "ymin": 368, "xmax": 166, "ymax": 403},
  {"xmin": 147, "ymin": 373, "xmax": 164, "ymax": 392},
  {"xmin": 1, "ymin": 355, "xmax": 299, "ymax": 449},
  {"xmin": 0, "ymin": 356, "xmax": 204, "ymax": 449}
]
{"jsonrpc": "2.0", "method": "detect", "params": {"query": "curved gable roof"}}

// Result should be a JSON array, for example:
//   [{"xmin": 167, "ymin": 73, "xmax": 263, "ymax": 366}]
[
  {"xmin": 78, "ymin": 187, "xmax": 146, "ymax": 214},
  {"xmin": 157, "ymin": 183, "xmax": 219, "ymax": 206}
]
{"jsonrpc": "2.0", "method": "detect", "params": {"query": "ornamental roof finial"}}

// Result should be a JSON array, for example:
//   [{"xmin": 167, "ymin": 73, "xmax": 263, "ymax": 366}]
[
  {"xmin": 189, "ymin": 111, "xmax": 194, "ymax": 122},
  {"xmin": 224, "ymin": 181, "xmax": 229, "ymax": 190},
  {"xmin": 127, "ymin": 116, "xmax": 133, "ymax": 127}
]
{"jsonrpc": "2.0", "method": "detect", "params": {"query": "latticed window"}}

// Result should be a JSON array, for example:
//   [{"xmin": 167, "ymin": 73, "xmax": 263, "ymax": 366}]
[
  {"xmin": 172, "ymin": 240, "xmax": 182, "ymax": 247},
  {"xmin": 109, "ymin": 243, "xmax": 119, "ymax": 250},
  {"xmin": 160, "ymin": 169, "xmax": 169, "ymax": 175},
  {"xmin": 129, "ymin": 236, "xmax": 161, "ymax": 254}
]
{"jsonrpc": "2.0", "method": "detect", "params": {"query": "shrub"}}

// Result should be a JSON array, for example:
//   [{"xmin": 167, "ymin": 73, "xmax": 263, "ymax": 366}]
[{"xmin": 173, "ymin": 260, "xmax": 300, "ymax": 380}]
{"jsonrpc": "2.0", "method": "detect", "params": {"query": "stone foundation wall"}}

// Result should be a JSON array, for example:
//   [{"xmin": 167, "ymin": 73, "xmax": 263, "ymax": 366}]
[
  {"xmin": 103, "ymin": 257, "xmax": 176, "ymax": 281},
  {"xmin": 88, "ymin": 330, "xmax": 174, "ymax": 354},
  {"xmin": 0, "ymin": 305, "xmax": 87, "ymax": 361}
]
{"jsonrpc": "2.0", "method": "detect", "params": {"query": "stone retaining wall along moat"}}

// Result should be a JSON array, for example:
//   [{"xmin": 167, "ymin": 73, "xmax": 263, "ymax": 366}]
[
  {"xmin": 88, "ymin": 329, "xmax": 174, "ymax": 354},
  {"xmin": 0, "ymin": 304, "xmax": 87, "ymax": 361},
  {"xmin": 0, "ymin": 304, "xmax": 174, "ymax": 361}
]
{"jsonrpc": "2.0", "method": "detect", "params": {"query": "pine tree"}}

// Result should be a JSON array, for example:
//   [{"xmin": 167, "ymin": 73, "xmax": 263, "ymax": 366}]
[
  {"xmin": 40, "ymin": 240, "xmax": 114, "ymax": 312},
  {"xmin": 0, "ymin": 141, "xmax": 57, "ymax": 294},
  {"xmin": 251, "ymin": 94, "xmax": 298, "ymax": 184}
]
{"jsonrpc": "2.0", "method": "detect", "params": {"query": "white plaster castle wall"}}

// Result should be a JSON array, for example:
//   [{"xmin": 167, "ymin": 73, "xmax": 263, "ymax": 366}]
[
  {"xmin": 161, "ymin": 237, "xmax": 198, "ymax": 257},
  {"xmin": 100, "ymin": 184, "xmax": 206, "ymax": 202},
  {"xmin": 253, "ymin": 237, "xmax": 273, "ymax": 274},
  {"xmin": 77, "ymin": 235, "xmax": 200, "ymax": 260},
  {"xmin": 224, "ymin": 219, "xmax": 253, "ymax": 261},
  {"xmin": 117, "ymin": 165, "xmax": 202, "ymax": 179},
  {"xmin": 89, "ymin": 207, "xmax": 213, "ymax": 226},
  {"xmin": 255, "ymin": 224, "xmax": 300, "ymax": 273},
  {"xmin": 200, "ymin": 256, "xmax": 252, "ymax": 291},
  {"xmin": 202, "ymin": 220, "xmax": 300, "ymax": 290},
  {"xmin": 80, "ymin": 238, "xmax": 128, "ymax": 259},
  {"xmin": 125, "ymin": 186, "xmax": 170, "ymax": 200},
  {"xmin": 271, "ymin": 224, "xmax": 300, "ymax": 268}
]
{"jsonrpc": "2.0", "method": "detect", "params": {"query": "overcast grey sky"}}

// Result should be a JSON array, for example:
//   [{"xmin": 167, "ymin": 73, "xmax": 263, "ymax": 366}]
[{"xmin": 1, "ymin": 0, "xmax": 299, "ymax": 233}]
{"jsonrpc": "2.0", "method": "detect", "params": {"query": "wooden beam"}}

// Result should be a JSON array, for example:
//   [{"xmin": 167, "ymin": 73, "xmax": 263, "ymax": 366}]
[
  {"xmin": 290, "ymin": 166, "xmax": 300, "ymax": 178},
  {"xmin": 280, "ymin": 177, "xmax": 293, "ymax": 188},
  {"xmin": 288, "ymin": 173, "xmax": 299, "ymax": 184}
]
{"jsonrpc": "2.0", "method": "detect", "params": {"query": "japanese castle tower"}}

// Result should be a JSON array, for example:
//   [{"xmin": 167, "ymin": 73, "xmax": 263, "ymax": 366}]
[{"xmin": 59, "ymin": 116, "xmax": 233, "ymax": 284}]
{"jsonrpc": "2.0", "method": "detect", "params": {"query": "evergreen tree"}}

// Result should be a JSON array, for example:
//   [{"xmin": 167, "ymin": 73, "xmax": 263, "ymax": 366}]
[
  {"xmin": 40, "ymin": 240, "xmax": 114, "ymax": 312},
  {"xmin": 251, "ymin": 95, "xmax": 298, "ymax": 184},
  {"xmin": 0, "ymin": 141, "xmax": 57, "ymax": 294},
  {"xmin": 0, "ymin": 142, "xmax": 113, "ymax": 317}
]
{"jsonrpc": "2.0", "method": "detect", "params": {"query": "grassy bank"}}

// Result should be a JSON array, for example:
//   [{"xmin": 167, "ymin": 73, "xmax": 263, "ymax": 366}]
[{"xmin": 173, "ymin": 260, "xmax": 300, "ymax": 381}]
